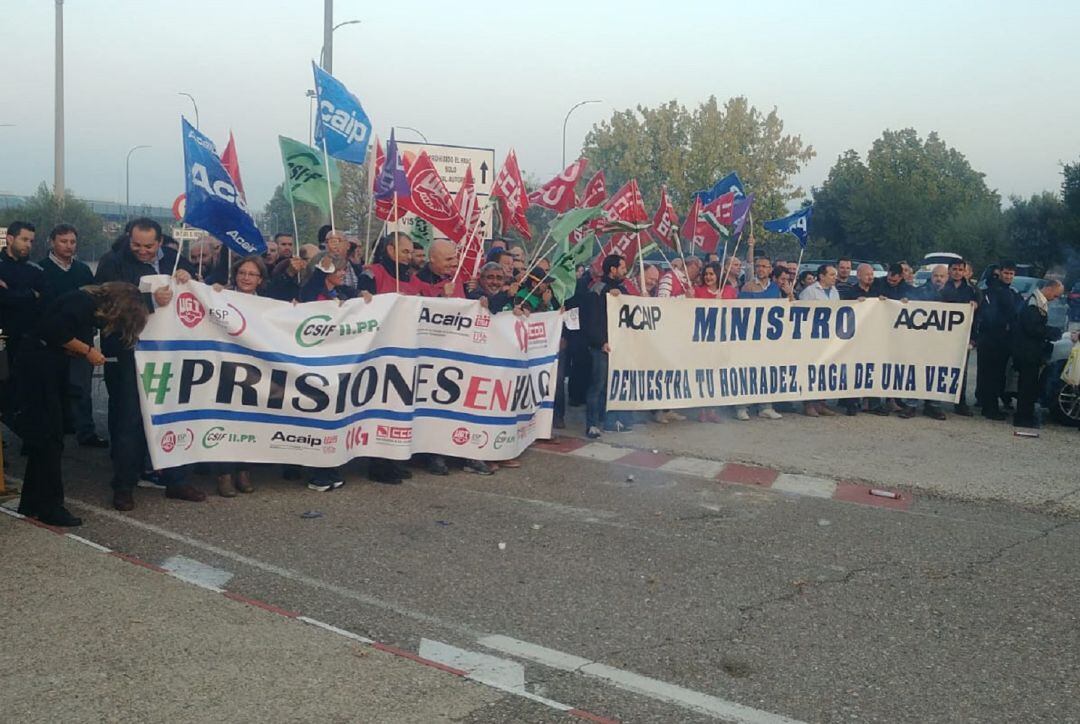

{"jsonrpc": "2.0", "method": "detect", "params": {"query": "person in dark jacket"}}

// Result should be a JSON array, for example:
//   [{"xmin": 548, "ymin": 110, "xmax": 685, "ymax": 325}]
[
  {"xmin": 975, "ymin": 262, "xmax": 1021, "ymax": 420},
  {"xmin": 939, "ymin": 259, "xmax": 980, "ymax": 416},
  {"xmin": 94, "ymin": 217, "xmax": 204, "ymax": 511},
  {"xmin": 871, "ymin": 263, "xmax": 913, "ymax": 300},
  {"xmin": 14, "ymin": 283, "xmax": 148, "ymax": 526},
  {"xmin": 1, "ymin": 221, "xmax": 45, "ymax": 429},
  {"xmin": 467, "ymin": 262, "xmax": 514, "ymax": 312},
  {"xmin": 1011, "ymin": 280, "xmax": 1064, "ymax": 428},
  {"xmin": 39, "ymin": 223, "xmax": 109, "ymax": 447},
  {"xmin": 580, "ymin": 254, "xmax": 631, "ymax": 438}
]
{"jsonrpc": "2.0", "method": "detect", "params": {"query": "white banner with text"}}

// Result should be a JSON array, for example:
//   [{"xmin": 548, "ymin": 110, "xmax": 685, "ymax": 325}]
[{"xmin": 605, "ymin": 296, "xmax": 973, "ymax": 410}]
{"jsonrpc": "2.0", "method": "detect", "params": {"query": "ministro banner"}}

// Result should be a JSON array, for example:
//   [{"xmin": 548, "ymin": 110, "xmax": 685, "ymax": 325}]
[
  {"xmin": 135, "ymin": 281, "xmax": 559, "ymax": 468},
  {"xmin": 605, "ymin": 296, "xmax": 974, "ymax": 410}
]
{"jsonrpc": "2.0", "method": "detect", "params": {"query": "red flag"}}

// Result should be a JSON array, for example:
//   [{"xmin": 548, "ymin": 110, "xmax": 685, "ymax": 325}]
[
  {"xmin": 703, "ymin": 191, "xmax": 736, "ymax": 227},
  {"xmin": 453, "ymin": 165, "xmax": 484, "ymax": 282},
  {"xmin": 590, "ymin": 231, "xmax": 642, "ymax": 276},
  {"xmin": 680, "ymin": 196, "xmax": 718, "ymax": 251},
  {"xmin": 652, "ymin": 186, "xmax": 681, "ymax": 250},
  {"xmin": 599, "ymin": 179, "xmax": 649, "ymax": 232},
  {"xmin": 528, "ymin": 158, "xmax": 588, "ymax": 212},
  {"xmin": 220, "ymin": 131, "xmax": 246, "ymax": 201},
  {"xmin": 373, "ymin": 140, "xmax": 405, "ymax": 222},
  {"xmin": 491, "ymin": 148, "xmax": 531, "ymax": 240},
  {"xmin": 570, "ymin": 171, "xmax": 608, "ymax": 245},
  {"xmin": 402, "ymin": 151, "xmax": 467, "ymax": 242}
]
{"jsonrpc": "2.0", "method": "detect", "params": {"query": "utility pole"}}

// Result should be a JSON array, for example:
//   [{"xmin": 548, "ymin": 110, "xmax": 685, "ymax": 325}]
[
  {"xmin": 323, "ymin": 0, "xmax": 333, "ymax": 72},
  {"xmin": 54, "ymin": 0, "xmax": 65, "ymax": 201}
]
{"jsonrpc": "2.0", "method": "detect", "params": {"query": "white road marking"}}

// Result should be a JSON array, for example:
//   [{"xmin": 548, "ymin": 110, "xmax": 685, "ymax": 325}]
[
  {"xmin": 298, "ymin": 616, "xmax": 375, "ymax": 644},
  {"xmin": 65, "ymin": 534, "xmax": 112, "ymax": 553},
  {"xmin": 570, "ymin": 442, "xmax": 632, "ymax": 462},
  {"xmin": 659, "ymin": 457, "xmax": 726, "ymax": 478},
  {"xmin": 478, "ymin": 635, "xmax": 807, "ymax": 724},
  {"xmin": 161, "ymin": 555, "xmax": 233, "ymax": 591},
  {"xmin": 771, "ymin": 474, "xmax": 837, "ymax": 499},
  {"xmin": 419, "ymin": 639, "xmax": 571, "ymax": 712},
  {"xmin": 0, "ymin": 504, "xmax": 25, "ymax": 517}
]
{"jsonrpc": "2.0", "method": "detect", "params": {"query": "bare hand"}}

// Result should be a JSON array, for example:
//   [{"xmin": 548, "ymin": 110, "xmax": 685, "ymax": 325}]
[
  {"xmin": 174, "ymin": 270, "xmax": 192, "ymax": 285},
  {"xmin": 85, "ymin": 347, "xmax": 106, "ymax": 366},
  {"xmin": 361, "ymin": 291, "xmax": 373, "ymax": 304},
  {"xmin": 601, "ymin": 343, "xmax": 611, "ymax": 354},
  {"xmin": 443, "ymin": 282, "xmax": 455, "ymax": 297},
  {"xmin": 609, "ymin": 289, "xmax": 621, "ymax": 297},
  {"xmin": 290, "ymin": 257, "xmax": 305, "ymax": 275},
  {"xmin": 212, "ymin": 283, "xmax": 224, "ymax": 292},
  {"xmin": 479, "ymin": 296, "xmax": 489, "ymax": 309},
  {"xmin": 153, "ymin": 286, "xmax": 173, "ymax": 307}
]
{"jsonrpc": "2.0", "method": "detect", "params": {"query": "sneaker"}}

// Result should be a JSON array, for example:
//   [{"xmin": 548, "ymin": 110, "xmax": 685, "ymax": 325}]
[
  {"xmin": 614, "ymin": 421, "xmax": 634, "ymax": 433},
  {"xmin": 463, "ymin": 460, "xmax": 494, "ymax": 476},
  {"xmin": 586, "ymin": 426, "xmax": 602, "ymax": 439},
  {"xmin": 307, "ymin": 478, "xmax": 345, "ymax": 491},
  {"xmin": 137, "ymin": 471, "xmax": 166, "ymax": 490},
  {"xmin": 426, "ymin": 456, "xmax": 450, "ymax": 476},
  {"xmin": 652, "ymin": 411, "xmax": 670, "ymax": 424},
  {"xmin": 758, "ymin": 407, "xmax": 782, "ymax": 420},
  {"xmin": 735, "ymin": 407, "xmax": 751, "ymax": 421}
]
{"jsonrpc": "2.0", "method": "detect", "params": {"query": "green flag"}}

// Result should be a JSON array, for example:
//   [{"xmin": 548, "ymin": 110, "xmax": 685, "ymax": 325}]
[
  {"xmin": 279, "ymin": 136, "xmax": 340, "ymax": 215},
  {"xmin": 549, "ymin": 205, "xmax": 604, "ymax": 255},
  {"xmin": 549, "ymin": 233, "xmax": 598, "ymax": 305},
  {"xmin": 407, "ymin": 216, "xmax": 433, "ymax": 248}
]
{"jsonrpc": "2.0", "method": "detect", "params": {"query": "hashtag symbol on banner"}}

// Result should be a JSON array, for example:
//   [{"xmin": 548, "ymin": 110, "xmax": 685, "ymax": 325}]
[{"xmin": 140, "ymin": 362, "xmax": 174, "ymax": 404}]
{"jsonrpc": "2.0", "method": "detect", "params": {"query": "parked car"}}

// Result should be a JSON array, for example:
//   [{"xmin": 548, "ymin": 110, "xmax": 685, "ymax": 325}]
[
  {"xmin": 1068, "ymin": 281, "xmax": 1080, "ymax": 324},
  {"xmin": 1042, "ymin": 331, "xmax": 1080, "ymax": 427}
]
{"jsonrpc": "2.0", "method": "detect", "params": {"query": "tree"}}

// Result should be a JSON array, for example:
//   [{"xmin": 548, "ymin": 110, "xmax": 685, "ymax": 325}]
[
  {"xmin": 262, "ymin": 183, "xmax": 327, "ymax": 248},
  {"xmin": 811, "ymin": 129, "xmax": 1005, "ymax": 268},
  {"xmin": 1002, "ymin": 192, "xmax": 1070, "ymax": 271},
  {"xmin": 0, "ymin": 183, "xmax": 109, "ymax": 261},
  {"xmin": 582, "ymin": 96, "xmax": 815, "ymax": 237}
]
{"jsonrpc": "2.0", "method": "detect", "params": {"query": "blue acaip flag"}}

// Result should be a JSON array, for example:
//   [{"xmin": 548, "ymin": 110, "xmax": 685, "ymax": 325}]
[
  {"xmin": 694, "ymin": 171, "xmax": 745, "ymax": 205},
  {"xmin": 374, "ymin": 128, "xmax": 410, "ymax": 201},
  {"xmin": 312, "ymin": 62, "xmax": 372, "ymax": 165},
  {"xmin": 181, "ymin": 118, "xmax": 265, "ymax": 256},
  {"xmin": 763, "ymin": 205, "xmax": 812, "ymax": 249}
]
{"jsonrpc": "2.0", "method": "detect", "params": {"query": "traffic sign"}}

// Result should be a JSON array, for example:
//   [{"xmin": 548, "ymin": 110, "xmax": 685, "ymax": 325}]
[
  {"xmin": 396, "ymin": 141, "xmax": 495, "ymax": 244},
  {"xmin": 172, "ymin": 194, "xmax": 186, "ymax": 221}
]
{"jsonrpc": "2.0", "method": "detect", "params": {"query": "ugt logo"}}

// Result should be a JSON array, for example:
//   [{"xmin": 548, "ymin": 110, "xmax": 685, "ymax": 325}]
[{"xmin": 175, "ymin": 292, "xmax": 205, "ymax": 328}]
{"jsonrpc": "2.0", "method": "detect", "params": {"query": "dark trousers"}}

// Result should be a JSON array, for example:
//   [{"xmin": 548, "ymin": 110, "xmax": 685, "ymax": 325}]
[
  {"xmin": 585, "ymin": 348, "xmax": 632, "ymax": 430},
  {"xmin": 104, "ymin": 352, "xmax": 185, "ymax": 492},
  {"xmin": 976, "ymin": 338, "xmax": 1009, "ymax": 413},
  {"xmin": 67, "ymin": 355, "xmax": 97, "ymax": 439},
  {"xmin": 15, "ymin": 345, "xmax": 66, "ymax": 515},
  {"xmin": 553, "ymin": 344, "xmax": 567, "ymax": 422},
  {"xmin": 1014, "ymin": 361, "xmax": 1041, "ymax": 426},
  {"xmin": 566, "ymin": 330, "xmax": 590, "ymax": 405}
]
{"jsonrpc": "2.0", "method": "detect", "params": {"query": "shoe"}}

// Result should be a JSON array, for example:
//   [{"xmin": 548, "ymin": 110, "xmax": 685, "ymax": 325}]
[
  {"xmin": 667, "ymin": 411, "xmax": 687, "ymax": 422},
  {"xmin": 818, "ymin": 405, "xmax": 838, "ymax": 417},
  {"xmin": 652, "ymin": 411, "xmax": 670, "ymax": 424},
  {"xmin": 615, "ymin": 421, "xmax": 634, "ymax": 433},
  {"xmin": 868, "ymin": 406, "xmax": 889, "ymax": 416},
  {"xmin": 897, "ymin": 406, "xmax": 918, "ymax": 419},
  {"xmin": 235, "ymin": 471, "xmax": 254, "ymax": 493},
  {"xmin": 706, "ymin": 410, "xmax": 724, "ymax": 423},
  {"xmin": 392, "ymin": 462, "xmax": 413, "ymax": 480},
  {"xmin": 499, "ymin": 457, "xmax": 523, "ymax": 468},
  {"xmin": 37, "ymin": 507, "xmax": 82, "ymax": 527},
  {"xmin": 307, "ymin": 477, "xmax": 346, "ymax": 491},
  {"xmin": 137, "ymin": 471, "xmax": 166, "ymax": 489},
  {"xmin": 698, "ymin": 410, "xmax": 708, "ymax": 423},
  {"xmin": 586, "ymin": 426, "xmax": 602, "ymax": 439},
  {"xmin": 463, "ymin": 460, "xmax": 494, "ymax": 476},
  {"xmin": 217, "ymin": 474, "xmax": 238, "ymax": 498},
  {"xmin": 924, "ymin": 406, "xmax": 947, "ymax": 421},
  {"xmin": 954, "ymin": 404, "xmax": 974, "ymax": 417},
  {"xmin": 887, "ymin": 400, "xmax": 902, "ymax": 413},
  {"xmin": 77, "ymin": 433, "xmax": 109, "ymax": 448},
  {"xmin": 735, "ymin": 407, "xmax": 750, "ymax": 421},
  {"xmin": 113, "ymin": 490, "xmax": 135, "ymax": 511},
  {"xmin": 982, "ymin": 409, "xmax": 1007, "ymax": 421},
  {"xmin": 553, "ymin": 417, "xmax": 566, "ymax": 430},
  {"xmin": 758, "ymin": 407, "xmax": 782, "ymax": 420},
  {"xmin": 166, "ymin": 484, "xmax": 207, "ymax": 502},
  {"xmin": 427, "ymin": 456, "xmax": 450, "ymax": 476},
  {"xmin": 803, "ymin": 403, "xmax": 820, "ymax": 418},
  {"xmin": 845, "ymin": 405, "xmax": 858, "ymax": 417}
]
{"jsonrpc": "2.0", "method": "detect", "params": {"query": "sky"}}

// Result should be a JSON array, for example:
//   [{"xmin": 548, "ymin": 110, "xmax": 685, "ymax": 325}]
[{"xmin": 2, "ymin": 0, "xmax": 1078, "ymax": 216}]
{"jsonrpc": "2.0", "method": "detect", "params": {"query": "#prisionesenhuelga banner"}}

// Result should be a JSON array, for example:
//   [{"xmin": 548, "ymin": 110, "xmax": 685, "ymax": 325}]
[
  {"xmin": 135, "ymin": 281, "xmax": 559, "ymax": 468},
  {"xmin": 605, "ymin": 296, "xmax": 974, "ymax": 410}
]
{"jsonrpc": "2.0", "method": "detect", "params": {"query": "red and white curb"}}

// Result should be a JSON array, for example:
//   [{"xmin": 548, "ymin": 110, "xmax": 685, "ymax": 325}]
[
  {"xmin": 0, "ymin": 504, "xmax": 619, "ymax": 723},
  {"xmin": 533, "ymin": 438, "xmax": 912, "ymax": 511}
]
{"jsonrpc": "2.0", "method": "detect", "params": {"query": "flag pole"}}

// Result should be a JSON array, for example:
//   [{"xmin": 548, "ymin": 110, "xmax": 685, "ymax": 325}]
[
  {"xmin": 363, "ymin": 141, "xmax": 375, "ymax": 267},
  {"xmin": 320, "ymin": 137, "xmax": 337, "ymax": 232},
  {"xmin": 452, "ymin": 199, "xmax": 491, "ymax": 282},
  {"xmin": 171, "ymin": 232, "xmax": 185, "ymax": 276},
  {"xmin": 635, "ymin": 231, "xmax": 647, "ymax": 295},
  {"xmin": 392, "ymin": 193, "xmax": 400, "ymax": 293}
]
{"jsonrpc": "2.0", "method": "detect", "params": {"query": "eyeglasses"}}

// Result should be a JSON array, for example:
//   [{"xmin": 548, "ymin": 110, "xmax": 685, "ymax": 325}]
[{"xmin": 236, "ymin": 270, "xmax": 262, "ymax": 279}]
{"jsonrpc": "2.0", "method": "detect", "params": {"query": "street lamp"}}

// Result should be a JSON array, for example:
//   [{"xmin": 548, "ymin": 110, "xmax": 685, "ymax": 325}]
[
  {"xmin": 562, "ymin": 99, "xmax": 602, "ymax": 168},
  {"xmin": 178, "ymin": 92, "xmax": 199, "ymax": 129},
  {"xmin": 306, "ymin": 89, "xmax": 317, "ymax": 145},
  {"xmin": 55, "ymin": 0, "xmax": 65, "ymax": 201},
  {"xmin": 394, "ymin": 126, "xmax": 428, "ymax": 144},
  {"xmin": 125, "ymin": 145, "xmax": 151, "ymax": 220},
  {"xmin": 320, "ymin": 18, "xmax": 361, "ymax": 72}
]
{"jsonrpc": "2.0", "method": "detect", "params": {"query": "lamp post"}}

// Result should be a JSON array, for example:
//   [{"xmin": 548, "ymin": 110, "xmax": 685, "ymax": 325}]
[
  {"xmin": 54, "ymin": 0, "xmax": 65, "ymax": 200},
  {"xmin": 321, "ymin": 16, "xmax": 361, "ymax": 72},
  {"xmin": 125, "ymin": 145, "xmax": 151, "ymax": 220},
  {"xmin": 178, "ymin": 92, "xmax": 199, "ymax": 129},
  {"xmin": 306, "ymin": 90, "xmax": 317, "ymax": 145},
  {"xmin": 394, "ymin": 126, "xmax": 428, "ymax": 143},
  {"xmin": 562, "ymin": 99, "xmax": 602, "ymax": 168}
]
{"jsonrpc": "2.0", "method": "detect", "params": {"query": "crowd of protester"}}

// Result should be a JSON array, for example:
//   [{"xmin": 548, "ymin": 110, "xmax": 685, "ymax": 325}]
[{"xmin": 0, "ymin": 218, "xmax": 1069, "ymax": 527}]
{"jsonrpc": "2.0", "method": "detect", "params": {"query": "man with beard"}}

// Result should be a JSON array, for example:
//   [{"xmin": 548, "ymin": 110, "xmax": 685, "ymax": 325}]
[
  {"xmin": 1, "ymin": 221, "xmax": 46, "ymax": 428},
  {"xmin": 580, "ymin": 254, "xmax": 633, "ymax": 437}
]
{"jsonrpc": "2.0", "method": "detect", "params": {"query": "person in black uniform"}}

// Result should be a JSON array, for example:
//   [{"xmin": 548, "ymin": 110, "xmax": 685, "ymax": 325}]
[
  {"xmin": 14, "ymin": 283, "xmax": 148, "ymax": 526},
  {"xmin": 0, "ymin": 221, "xmax": 45, "ymax": 429},
  {"xmin": 1011, "ymin": 280, "xmax": 1064, "ymax": 428},
  {"xmin": 976, "ymin": 262, "xmax": 1021, "ymax": 420}
]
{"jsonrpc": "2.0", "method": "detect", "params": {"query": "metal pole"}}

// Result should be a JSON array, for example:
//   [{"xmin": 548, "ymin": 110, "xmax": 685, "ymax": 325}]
[
  {"xmin": 323, "ymin": 0, "xmax": 333, "ymax": 72},
  {"xmin": 125, "ymin": 145, "xmax": 151, "ymax": 220},
  {"xmin": 394, "ymin": 126, "xmax": 428, "ymax": 143},
  {"xmin": 54, "ymin": 0, "xmax": 64, "ymax": 201},
  {"xmin": 178, "ymin": 92, "xmax": 199, "ymax": 129},
  {"xmin": 561, "ymin": 100, "xmax": 601, "ymax": 168},
  {"xmin": 306, "ymin": 90, "xmax": 316, "ymax": 146}
]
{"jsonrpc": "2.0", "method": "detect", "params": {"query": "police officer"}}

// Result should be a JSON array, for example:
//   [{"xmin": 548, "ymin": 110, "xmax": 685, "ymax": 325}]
[{"xmin": 976, "ymin": 261, "xmax": 1021, "ymax": 420}]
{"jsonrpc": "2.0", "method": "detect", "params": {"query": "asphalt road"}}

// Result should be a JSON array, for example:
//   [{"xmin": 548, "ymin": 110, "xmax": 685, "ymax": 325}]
[{"xmin": 5, "ymin": 420, "xmax": 1078, "ymax": 723}]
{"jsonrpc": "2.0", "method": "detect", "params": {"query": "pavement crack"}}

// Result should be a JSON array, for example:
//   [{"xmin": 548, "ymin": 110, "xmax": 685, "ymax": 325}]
[{"xmin": 946, "ymin": 520, "xmax": 1076, "ymax": 579}]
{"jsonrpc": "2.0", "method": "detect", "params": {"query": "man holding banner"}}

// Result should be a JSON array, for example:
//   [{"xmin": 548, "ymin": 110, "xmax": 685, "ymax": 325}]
[{"xmin": 581, "ymin": 254, "xmax": 633, "ymax": 438}]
